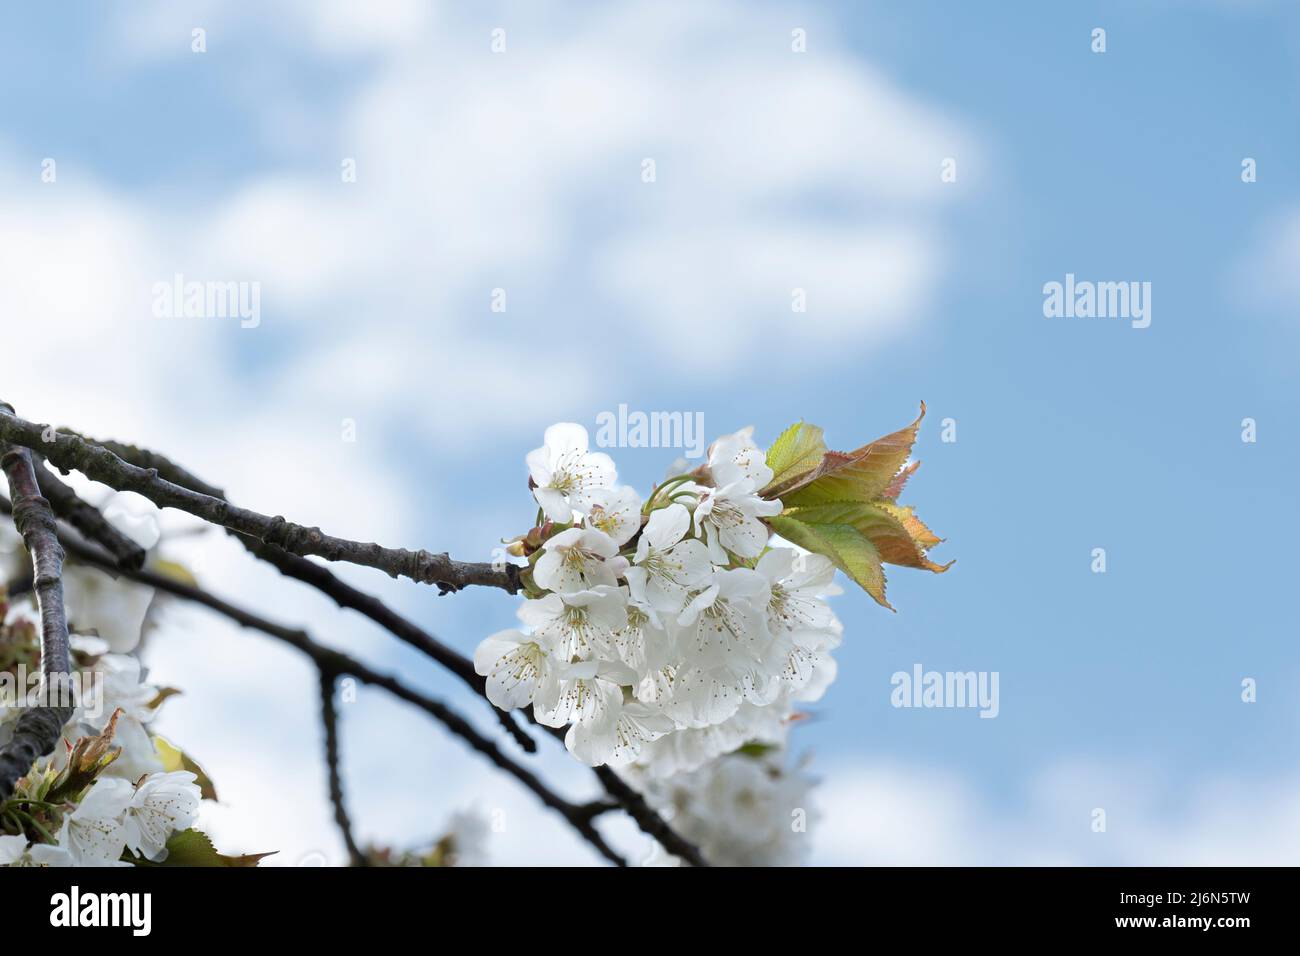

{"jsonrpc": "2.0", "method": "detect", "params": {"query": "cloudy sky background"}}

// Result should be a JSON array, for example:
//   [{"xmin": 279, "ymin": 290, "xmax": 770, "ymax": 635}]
[{"xmin": 2, "ymin": 0, "xmax": 1298, "ymax": 864}]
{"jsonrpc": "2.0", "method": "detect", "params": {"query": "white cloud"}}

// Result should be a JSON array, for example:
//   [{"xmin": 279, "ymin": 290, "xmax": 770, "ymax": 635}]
[
  {"xmin": 99, "ymin": 0, "xmax": 979, "ymax": 439},
  {"xmin": 112, "ymin": 0, "xmax": 438, "ymax": 62},
  {"xmin": 814, "ymin": 757, "xmax": 1300, "ymax": 866},
  {"xmin": 598, "ymin": 224, "xmax": 938, "ymax": 368},
  {"xmin": 813, "ymin": 762, "xmax": 982, "ymax": 865}
]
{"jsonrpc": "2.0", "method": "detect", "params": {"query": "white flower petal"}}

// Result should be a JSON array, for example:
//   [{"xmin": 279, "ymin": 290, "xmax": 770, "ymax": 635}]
[
  {"xmin": 643, "ymin": 502, "xmax": 690, "ymax": 551},
  {"xmin": 543, "ymin": 422, "xmax": 591, "ymax": 457}
]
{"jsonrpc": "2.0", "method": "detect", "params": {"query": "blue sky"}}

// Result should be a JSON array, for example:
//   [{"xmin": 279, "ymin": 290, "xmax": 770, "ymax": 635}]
[{"xmin": 3, "ymin": 1, "xmax": 1298, "ymax": 864}]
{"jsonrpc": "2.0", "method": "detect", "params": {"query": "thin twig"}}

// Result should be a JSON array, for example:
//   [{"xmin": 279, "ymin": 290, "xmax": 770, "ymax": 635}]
[
  {"xmin": 0, "ymin": 503, "xmax": 628, "ymax": 867},
  {"xmin": 0, "ymin": 408, "xmax": 519, "ymax": 593},
  {"xmin": 317, "ymin": 671, "xmax": 367, "ymax": 867},
  {"xmin": 0, "ymin": 413, "xmax": 74, "ymax": 801},
  {"xmin": 56, "ymin": 432, "xmax": 536, "ymax": 754},
  {"xmin": 522, "ymin": 717, "xmax": 709, "ymax": 867},
  {"xmin": 33, "ymin": 456, "xmax": 146, "ymax": 571},
  {"xmin": 593, "ymin": 766, "xmax": 706, "ymax": 866},
  {"xmin": 234, "ymin": 538, "xmax": 539, "ymax": 752}
]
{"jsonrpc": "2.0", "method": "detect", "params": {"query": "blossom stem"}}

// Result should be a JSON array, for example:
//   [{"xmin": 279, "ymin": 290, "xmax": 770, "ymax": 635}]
[
  {"xmin": 1, "ymin": 798, "xmax": 62, "ymax": 811},
  {"xmin": 12, "ymin": 807, "xmax": 55, "ymax": 844},
  {"xmin": 642, "ymin": 474, "xmax": 696, "ymax": 513}
]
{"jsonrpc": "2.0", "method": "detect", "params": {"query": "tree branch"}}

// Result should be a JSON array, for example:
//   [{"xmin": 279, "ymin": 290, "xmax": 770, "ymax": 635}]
[
  {"xmin": 0, "ymin": 415, "xmax": 74, "ymax": 802},
  {"xmin": 0, "ymin": 408, "xmax": 519, "ymax": 594},
  {"xmin": 317, "ymin": 671, "xmax": 366, "ymax": 867},
  {"xmin": 20, "ymin": 423, "xmax": 709, "ymax": 865},
  {"xmin": 1, "ymin": 505, "xmax": 628, "ymax": 867},
  {"xmin": 53, "ymin": 432, "xmax": 537, "ymax": 754},
  {"xmin": 32, "ymin": 456, "xmax": 146, "ymax": 571},
  {"xmin": 77, "ymin": 448, "xmax": 711, "ymax": 865}
]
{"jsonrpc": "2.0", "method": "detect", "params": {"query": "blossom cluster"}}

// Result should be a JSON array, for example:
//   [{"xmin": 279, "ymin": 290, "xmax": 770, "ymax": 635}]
[
  {"xmin": 0, "ymin": 633, "xmax": 204, "ymax": 865},
  {"xmin": 474, "ymin": 423, "xmax": 843, "ymax": 774},
  {"xmin": 0, "ymin": 510, "xmax": 225, "ymax": 867},
  {"xmin": 0, "ymin": 769, "xmax": 200, "ymax": 867},
  {"xmin": 637, "ymin": 746, "xmax": 817, "ymax": 866}
]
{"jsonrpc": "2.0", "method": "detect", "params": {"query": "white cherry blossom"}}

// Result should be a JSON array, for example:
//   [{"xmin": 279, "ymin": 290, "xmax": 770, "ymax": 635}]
[
  {"xmin": 756, "ymin": 549, "xmax": 843, "ymax": 641},
  {"xmin": 63, "ymin": 564, "xmax": 155, "ymax": 655},
  {"xmin": 474, "ymin": 629, "xmax": 551, "ymax": 710},
  {"xmin": 676, "ymin": 567, "xmax": 773, "ymax": 668},
  {"xmin": 609, "ymin": 595, "xmax": 671, "ymax": 677},
  {"xmin": 583, "ymin": 486, "xmax": 643, "ymax": 546},
  {"xmin": 568, "ymin": 701, "xmax": 675, "ymax": 767},
  {"xmin": 707, "ymin": 426, "xmax": 773, "ymax": 489},
  {"xmin": 659, "ymin": 665, "xmax": 747, "ymax": 728},
  {"xmin": 640, "ymin": 747, "xmax": 816, "ymax": 866},
  {"xmin": 693, "ymin": 481, "xmax": 782, "ymax": 563},
  {"xmin": 790, "ymin": 646, "xmax": 838, "ymax": 702},
  {"xmin": 532, "ymin": 659, "xmax": 626, "ymax": 730},
  {"xmin": 527, "ymin": 423, "xmax": 616, "ymax": 522},
  {"xmin": 516, "ymin": 585, "xmax": 627, "ymax": 661},
  {"xmin": 532, "ymin": 527, "xmax": 624, "ymax": 594},
  {"xmin": 637, "ymin": 701, "xmax": 787, "ymax": 778},
  {"xmin": 624, "ymin": 504, "xmax": 711, "ymax": 614},
  {"xmin": 633, "ymin": 662, "xmax": 678, "ymax": 710},
  {"xmin": 123, "ymin": 770, "xmax": 202, "ymax": 861},
  {"xmin": 0, "ymin": 837, "xmax": 72, "ymax": 867},
  {"xmin": 56, "ymin": 776, "xmax": 133, "ymax": 866}
]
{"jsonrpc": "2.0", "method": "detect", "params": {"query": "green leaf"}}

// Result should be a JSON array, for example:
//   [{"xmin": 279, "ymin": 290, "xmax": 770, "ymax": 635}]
[
  {"xmin": 153, "ymin": 736, "xmax": 219, "ymax": 802},
  {"xmin": 881, "ymin": 460, "xmax": 920, "ymax": 502},
  {"xmin": 781, "ymin": 404, "xmax": 927, "ymax": 506},
  {"xmin": 786, "ymin": 502, "xmax": 950, "ymax": 571},
  {"xmin": 768, "ymin": 514, "xmax": 887, "ymax": 607},
  {"xmin": 762, "ymin": 405, "xmax": 950, "ymax": 608},
  {"xmin": 770, "ymin": 503, "xmax": 951, "ymax": 609},
  {"xmin": 761, "ymin": 422, "xmax": 827, "ymax": 498},
  {"xmin": 147, "ymin": 828, "xmax": 275, "ymax": 867}
]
